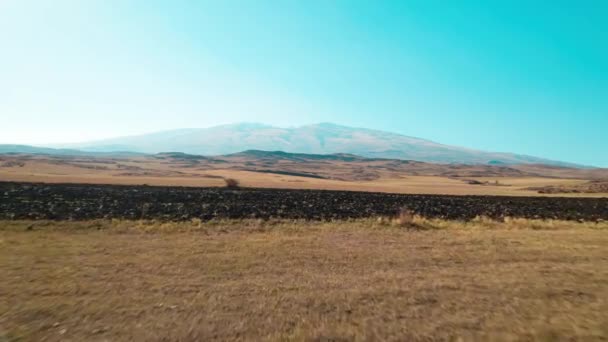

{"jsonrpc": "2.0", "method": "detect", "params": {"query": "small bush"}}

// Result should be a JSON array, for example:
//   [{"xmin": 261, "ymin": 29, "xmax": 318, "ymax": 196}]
[
  {"xmin": 395, "ymin": 207, "xmax": 415, "ymax": 227},
  {"xmin": 224, "ymin": 178, "xmax": 240, "ymax": 188}
]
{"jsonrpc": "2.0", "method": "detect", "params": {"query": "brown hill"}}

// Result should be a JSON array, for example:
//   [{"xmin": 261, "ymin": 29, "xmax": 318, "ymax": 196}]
[{"xmin": 1, "ymin": 151, "xmax": 607, "ymax": 196}]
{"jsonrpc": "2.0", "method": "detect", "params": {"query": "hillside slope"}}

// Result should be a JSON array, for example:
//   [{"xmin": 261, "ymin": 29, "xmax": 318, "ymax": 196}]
[{"xmin": 60, "ymin": 123, "xmax": 583, "ymax": 167}]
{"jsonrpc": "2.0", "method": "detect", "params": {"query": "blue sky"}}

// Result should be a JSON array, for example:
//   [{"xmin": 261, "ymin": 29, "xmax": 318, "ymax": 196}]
[{"xmin": 1, "ymin": 0, "xmax": 607, "ymax": 166}]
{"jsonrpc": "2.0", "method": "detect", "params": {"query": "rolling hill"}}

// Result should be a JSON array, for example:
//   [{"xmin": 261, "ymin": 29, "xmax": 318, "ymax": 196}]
[{"xmin": 2, "ymin": 149, "xmax": 607, "ymax": 196}]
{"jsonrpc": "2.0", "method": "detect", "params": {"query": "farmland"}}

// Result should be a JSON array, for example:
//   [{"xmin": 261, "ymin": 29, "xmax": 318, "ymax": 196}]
[
  {"xmin": 2, "ymin": 182, "xmax": 608, "ymax": 221},
  {"xmin": 2, "ymin": 158, "xmax": 607, "ymax": 341}
]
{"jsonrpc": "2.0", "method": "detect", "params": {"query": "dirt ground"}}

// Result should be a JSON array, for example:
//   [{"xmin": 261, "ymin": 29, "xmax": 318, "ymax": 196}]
[
  {"xmin": 3, "ymin": 182, "xmax": 608, "ymax": 222},
  {"xmin": 1, "ymin": 219, "xmax": 607, "ymax": 341}
]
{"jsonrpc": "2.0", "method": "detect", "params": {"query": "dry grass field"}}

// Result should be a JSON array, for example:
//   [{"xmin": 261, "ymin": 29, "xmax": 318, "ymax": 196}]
[
  {"xmin": 2, "ymin": 218, "xmax": 607, "ymax": 341},
  {"xmin": 1, "ymin": 153, "xmax": 606, "ymax": 197}
]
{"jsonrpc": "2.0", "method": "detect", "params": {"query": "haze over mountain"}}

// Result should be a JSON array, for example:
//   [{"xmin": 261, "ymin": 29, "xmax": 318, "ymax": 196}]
[{"xmin": 58, "ymin": 123, "xmax": 583, "ymax": 167}]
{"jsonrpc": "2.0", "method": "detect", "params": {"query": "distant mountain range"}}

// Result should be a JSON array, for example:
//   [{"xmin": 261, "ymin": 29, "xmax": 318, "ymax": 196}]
[
  {"xmin": 43, "ymin": 123, "xmax": 583, "ymax": 167},
  {"xmin": 0, "ymin": 145, "xmax": 142, "ymax": 157}
]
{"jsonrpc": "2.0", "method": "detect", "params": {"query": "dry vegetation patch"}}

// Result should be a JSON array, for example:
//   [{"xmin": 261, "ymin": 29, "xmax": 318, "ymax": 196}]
[
  {"xmin": 1, "ymin": 219, "xmax": 608, "ymax": 341},
  {"xmin": 526, "ymin": 180, "xmax": 608, "ymax": 194},
  {"xmin": 2, "ymin": 153, "xmax": 607, "ymax": 197}
]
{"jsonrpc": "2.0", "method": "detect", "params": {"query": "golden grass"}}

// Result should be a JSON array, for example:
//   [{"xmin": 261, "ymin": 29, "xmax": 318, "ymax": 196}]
[
  {"xmin": 1, "ymin": 156, "xmax": 605, "ymax": 197},
  {"xmin": 1, "ymin": 218, "xmax": 608, "ymax": 341},
  {"xmin": 2, "ymin": 216, "xmax": 607, "ymax": 233}
]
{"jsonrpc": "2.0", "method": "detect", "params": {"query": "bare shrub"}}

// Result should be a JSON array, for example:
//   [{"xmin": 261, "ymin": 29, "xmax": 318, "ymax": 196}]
[
  {"xmin": 191, "ymin": 218, "xmax": 202, "ymax": 228},
  {"xmin": 224, "ymin": 178, "xmax": 240, "ymax": 188},
  {"xmin": 394, "ymin": 207, "xmax": 415, "ymax": 227}
]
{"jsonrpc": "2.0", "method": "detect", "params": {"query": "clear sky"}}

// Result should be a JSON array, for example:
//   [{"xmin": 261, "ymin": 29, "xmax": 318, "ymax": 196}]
[{"xmin": 1, "ymin": 0, "xmax": 607, "ymax": 166}]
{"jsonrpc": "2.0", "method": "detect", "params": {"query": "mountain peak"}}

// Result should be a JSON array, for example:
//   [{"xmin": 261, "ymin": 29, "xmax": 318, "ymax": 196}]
[
  {"xmin": 313, "ymin": 122, "xmax": 346, "ymax": 128},
  {"xmin": 215, "ymin": 122, "xmax": 273, "ymax": 130},
  {"xmin": 60, "ymin": 123, "xmax": 585, "ymax": 167}
]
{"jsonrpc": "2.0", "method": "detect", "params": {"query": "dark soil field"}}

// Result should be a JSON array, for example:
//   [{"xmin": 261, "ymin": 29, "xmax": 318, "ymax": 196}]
[{"xmin": 2, "ymin": 181, "xmax": 607, "ymax": 221}]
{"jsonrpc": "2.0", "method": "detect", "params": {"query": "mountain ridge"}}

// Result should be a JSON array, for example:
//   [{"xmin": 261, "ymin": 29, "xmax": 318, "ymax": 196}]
[{"xmin": 46, "ymin": 123, "xmax": 589, "ymax": 167}]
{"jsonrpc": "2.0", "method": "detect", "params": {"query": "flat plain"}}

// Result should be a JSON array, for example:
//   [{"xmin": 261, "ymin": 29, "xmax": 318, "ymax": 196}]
[
  {"xmin": 2, "ymin": 152, "xmax": 607, "ymax": 341},
  {"xmin": 1, "ymin": 219, "xmax": 607, "ymax": 341},
  {"xmin": 1, "ymin": 152, "xmax": 607, "ymax": 197}
]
